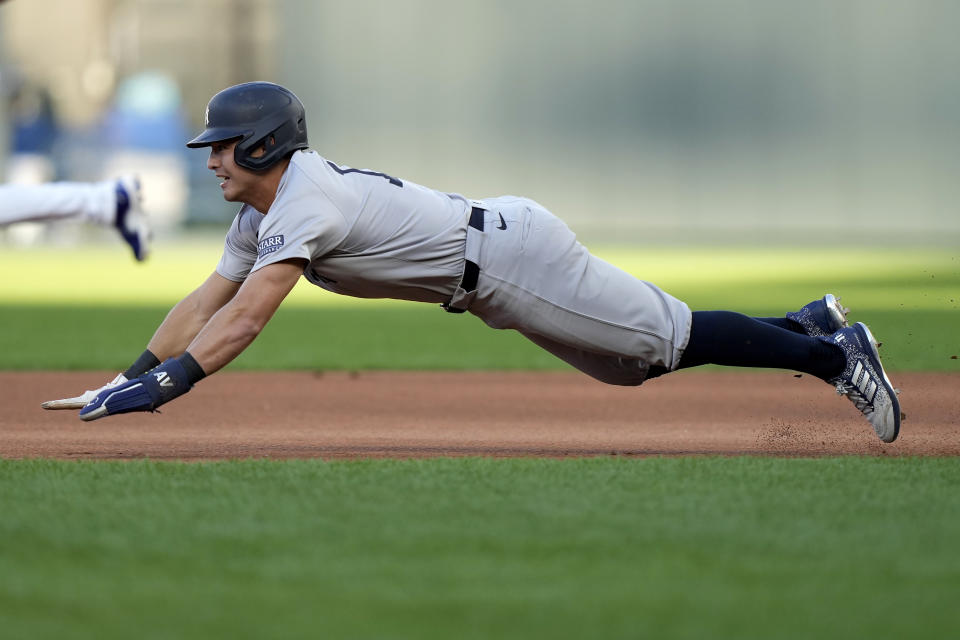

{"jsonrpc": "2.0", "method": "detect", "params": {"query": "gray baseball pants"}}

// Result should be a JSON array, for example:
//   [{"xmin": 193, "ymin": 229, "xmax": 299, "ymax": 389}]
[{"xmin": 448, "ymin": 195, "xmax": 692, "ymax": 385}]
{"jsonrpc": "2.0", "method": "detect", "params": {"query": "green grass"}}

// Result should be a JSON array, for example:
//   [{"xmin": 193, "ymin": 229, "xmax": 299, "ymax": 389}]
[
  {"xmin": 1, "ymin": 457, "xmax": 958, "ymax": 639},
  {"xmin": 0, "ymin": 243, "xmax": 957, "ymax": 371},
  {"xmin": 0, "ymin": 303, "xmax": 955, "ymax": 371}
]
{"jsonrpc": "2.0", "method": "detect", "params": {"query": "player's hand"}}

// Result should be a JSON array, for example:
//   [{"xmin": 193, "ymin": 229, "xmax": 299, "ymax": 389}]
[
  {"xmin": 41, "ymin": 373, "xmax": 129, "ymax": 410},
  {"xmin": 79, "ymin": 358, "xmax": 193, "ymax": 421}
]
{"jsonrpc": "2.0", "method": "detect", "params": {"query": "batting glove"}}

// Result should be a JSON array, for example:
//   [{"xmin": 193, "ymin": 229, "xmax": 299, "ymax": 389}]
[
  {"xmin": 79, "ymin": 358, "xmax": 193, "ymax": 421},
  {"xmin": 41, "ymin": 373, "xmax": 128, "ymax": 410}
]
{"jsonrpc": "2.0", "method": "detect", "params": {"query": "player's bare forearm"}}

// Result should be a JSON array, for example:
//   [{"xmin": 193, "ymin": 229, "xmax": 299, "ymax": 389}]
[
  {"xmin": 43, "ymin": 273, "xmax": 240, "ymax": 412},
  {"xmin": 146, "ymin": 272, "xmax": 242, "ymax": 359},
  {"xmin": 76, "ymin": 261, "xmax": 302, "ymax": 422},
  {"xmin": 185, "ymin": 259, "xmax": 305, "ymax": 375}
]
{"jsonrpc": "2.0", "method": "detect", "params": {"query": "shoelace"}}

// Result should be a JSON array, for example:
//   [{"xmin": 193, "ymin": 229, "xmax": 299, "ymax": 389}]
[{"xmin": 833, "ymin": 379, "xmax": 876, "ymax": 418}]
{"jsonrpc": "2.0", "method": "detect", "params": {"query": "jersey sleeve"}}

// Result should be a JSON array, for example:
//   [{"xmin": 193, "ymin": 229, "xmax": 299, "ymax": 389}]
[
  {"xmin": 215, "ymin": 208, "xmax": 260, "ymax": 282},
  {"xmin": 249, "ymin": 191, "xmax": 349, "ymax": 273}
]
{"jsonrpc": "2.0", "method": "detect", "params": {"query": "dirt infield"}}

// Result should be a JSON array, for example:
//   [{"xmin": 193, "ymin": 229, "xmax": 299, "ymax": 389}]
[{"xmin": 1, "ymin": 371, "xmax": 958, "ymax": 460}]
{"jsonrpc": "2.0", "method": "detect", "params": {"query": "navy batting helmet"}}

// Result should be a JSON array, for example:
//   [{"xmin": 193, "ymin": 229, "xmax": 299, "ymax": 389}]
[{"xmin": 186, "ymin": 82, "xmax": 308, "ymax": 171}]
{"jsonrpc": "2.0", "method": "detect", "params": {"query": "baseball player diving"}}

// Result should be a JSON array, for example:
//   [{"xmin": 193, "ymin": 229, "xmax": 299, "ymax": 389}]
[{"xmin": 42, "ymin": 82, "xmax": 902, "ymax": 443}]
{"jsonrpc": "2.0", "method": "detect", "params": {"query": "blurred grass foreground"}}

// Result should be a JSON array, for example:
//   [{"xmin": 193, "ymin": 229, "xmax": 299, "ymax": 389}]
[{"xmin": 0, "ymin": 242, "xmax": 956, "ymax": 372}]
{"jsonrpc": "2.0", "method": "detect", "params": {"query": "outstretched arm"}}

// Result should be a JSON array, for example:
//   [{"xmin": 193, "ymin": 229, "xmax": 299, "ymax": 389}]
[
  {"xmin": 146, "ymin": 271, "xmax": 244, "ymax": 361},
  {"xmin": 184, "ymin": 259, "xmax": 305, "ymax": 375},
  {"xmin": 41, "ymin": 270, "xmax": 242, "ymax": 410},
  {"xmin": 77, "ymin": 259, "xmax": 306, "ymax": 421}
]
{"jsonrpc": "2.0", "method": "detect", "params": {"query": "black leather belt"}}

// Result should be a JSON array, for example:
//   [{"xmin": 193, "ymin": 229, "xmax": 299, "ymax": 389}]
[{"xmin": 443, "ymin": 206, "xmax": 484, "ymax": 313}]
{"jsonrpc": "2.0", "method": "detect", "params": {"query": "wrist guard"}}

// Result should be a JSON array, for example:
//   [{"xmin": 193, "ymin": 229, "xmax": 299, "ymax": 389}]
[{"xmin": 79, "ymin": 357, "xmax": 194, "ymax": 421}]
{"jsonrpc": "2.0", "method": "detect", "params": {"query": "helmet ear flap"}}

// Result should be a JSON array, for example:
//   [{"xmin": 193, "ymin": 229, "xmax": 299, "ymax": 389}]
[
  {"xmin": 234, "ymin": 134, "xmax": 269, "ymax": 171},
  {"xmin": 247, "ymin": 133, "xmax": 278, "ymax": 158},
  {"xmin": 235, "ymin": 125, "xmax": 288, "ymax": 171}
]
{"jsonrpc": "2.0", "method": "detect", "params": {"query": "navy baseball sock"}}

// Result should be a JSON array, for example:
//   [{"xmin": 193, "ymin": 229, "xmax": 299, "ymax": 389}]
[
  {"xmin": 676, "ymin": 311, "xmax": 845, "ymax": 380},
  {"xmin": 754, "ymin": 316, "xmax": 795, "ymax": 331},
  {"xmin": 124, "ymin": 349, "xmax": 161, "ymax": 378},
  {"xmin": 177, "ymin": 351, "xmax": 207, "ymax": 385}
]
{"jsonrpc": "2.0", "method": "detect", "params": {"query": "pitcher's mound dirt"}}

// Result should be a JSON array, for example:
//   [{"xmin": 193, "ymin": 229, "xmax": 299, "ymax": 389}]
[{"xmin": 1, "ymin": 371, "xmax": 957, "ymax": 460}]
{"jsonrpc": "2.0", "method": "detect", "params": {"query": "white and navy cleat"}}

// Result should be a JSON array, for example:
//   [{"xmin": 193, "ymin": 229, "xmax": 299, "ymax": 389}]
[
  {"xmin": 827, "ymin": 322, "xmax": 901, "ymax": 443},
  {"xmin": 114, "ymin": 175, "xmax": 151, "ymax": 261},
  {"xmin": 787, "ymin": 294, "xmax": 849, "ymax": 337}
]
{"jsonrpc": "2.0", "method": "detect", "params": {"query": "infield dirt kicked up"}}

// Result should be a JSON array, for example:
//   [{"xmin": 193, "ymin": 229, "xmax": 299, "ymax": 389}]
[{"xmin": 1, "ymin": 371, "xmax": 958, "ymax": 460}]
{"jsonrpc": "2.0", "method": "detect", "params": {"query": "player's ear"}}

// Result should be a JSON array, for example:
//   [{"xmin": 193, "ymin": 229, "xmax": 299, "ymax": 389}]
[{"xmin": 249, "ymin": 135, "xmax": 276, "ymax": 160}]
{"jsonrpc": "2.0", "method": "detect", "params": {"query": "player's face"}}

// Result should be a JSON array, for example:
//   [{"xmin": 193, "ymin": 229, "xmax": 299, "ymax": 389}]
[{"xmin": 207, "ymin": 139, "xmax": 258, "ymax": 204}]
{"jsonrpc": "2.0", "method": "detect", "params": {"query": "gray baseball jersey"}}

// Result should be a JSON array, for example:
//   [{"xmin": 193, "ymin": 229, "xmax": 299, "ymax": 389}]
[
  {"xmin": 217, "ymin": 150, "xmax": 469, "ymax": 303},
  {"xmin": 217, "ymin": 150, "xmax": 692, "ymax": 383}
]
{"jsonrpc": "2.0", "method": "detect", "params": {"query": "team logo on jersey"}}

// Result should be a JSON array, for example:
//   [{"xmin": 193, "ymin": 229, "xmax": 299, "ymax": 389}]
[{"xmin": 257, "ymin": 235, "xmax": 285, "ymax": 258}]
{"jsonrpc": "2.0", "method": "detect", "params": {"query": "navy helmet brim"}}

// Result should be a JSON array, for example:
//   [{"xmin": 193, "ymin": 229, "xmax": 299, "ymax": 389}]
[{"xmin": 185, "ymin": 127, "xmax": 249, "ymax": 148}]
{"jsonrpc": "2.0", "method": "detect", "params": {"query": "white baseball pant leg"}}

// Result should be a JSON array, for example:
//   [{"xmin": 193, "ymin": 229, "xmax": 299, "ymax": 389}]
[{"xmin": 0, "ymin": 181, "xmax": 117, "ymax": 226}]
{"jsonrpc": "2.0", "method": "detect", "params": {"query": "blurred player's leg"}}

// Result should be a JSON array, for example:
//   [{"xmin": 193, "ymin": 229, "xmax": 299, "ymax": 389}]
[
  {"xmin": 0, "ymin": 180, "xmax": 114, "ymax": 224},
  {"xmin": 113, "ymin": 176, "xmax": 150, "ymax": 261},
  {"xmin": 0, "ymin": 177, "xmax": 150, "ymax": 260}
]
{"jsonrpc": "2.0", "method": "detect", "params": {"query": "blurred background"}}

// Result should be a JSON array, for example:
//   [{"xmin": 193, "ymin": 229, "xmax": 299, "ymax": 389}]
[{"xmin": 1, "ymin": 0, "xmax": 958, "ymax": 246}]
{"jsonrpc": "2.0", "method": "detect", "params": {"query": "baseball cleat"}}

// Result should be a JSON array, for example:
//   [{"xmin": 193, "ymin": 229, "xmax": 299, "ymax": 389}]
[
  {"xmin": 787, "ymin": 294, "xmax": 849, "ymax": 337},
  {"xmin": 114, "ymin": 175, "xmax": 151, "ymax": 261},
  {"xmin": 827, "ymin": 322, "xmax": 901, "ymax": 443}
]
